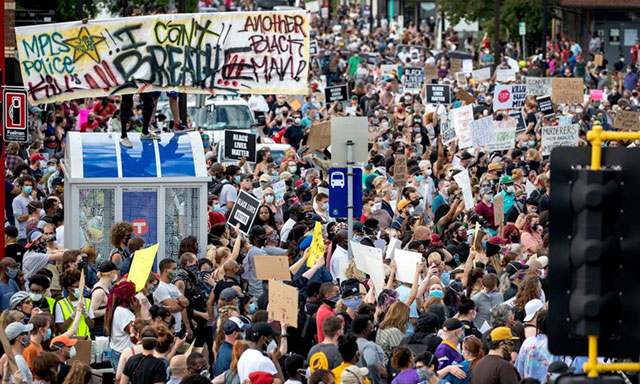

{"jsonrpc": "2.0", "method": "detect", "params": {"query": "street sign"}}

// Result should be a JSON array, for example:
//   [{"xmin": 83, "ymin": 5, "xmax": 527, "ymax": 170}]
[
  {"xmin": 330, "ymin": 117, "xmax": 368, "ymax": 167},
  {"xmin": 519, "ymin": 22, "xmax": 526, "ymax": 36},
  {"xmin": 3, "ymin": 86, "xmax": 27, "ymax": 143},
  {"xmin": 328, "ymin": 167, "xmax": 363, "ymax": 218}
]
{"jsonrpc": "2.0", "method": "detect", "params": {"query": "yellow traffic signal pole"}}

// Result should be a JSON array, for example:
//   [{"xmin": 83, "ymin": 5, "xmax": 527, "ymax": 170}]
[{"xmin": 583, "ymin": 123, "xmax": 640, "ymax": 377}]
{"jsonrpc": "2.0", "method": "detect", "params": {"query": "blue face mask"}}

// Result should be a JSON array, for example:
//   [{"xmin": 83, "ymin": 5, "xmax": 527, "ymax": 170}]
[
  {"xmin": 322, "ymin": 202, "xmax": 329, "ymax": 211},
  {"xmin": 45, "ymin": 329, "xmax": 52, "ymax": 340},
  {"xmin": 343, "ymin": 297, "xmax": 363, "ymax": 311},
  {"xmin": 415, "ymin": 175, "xmax": 424, "ymax": 183},
  {"xmin": 289, "ymin": 166, "xmax": 297, "ymax": 173},
  {"xmin": 482, "ymin": 241, "xmax": 487, "ymax": 249},
  {"xmin": 213, "ymin": 204, "xmax": 221, "ymax": 213},
  {"xmin": 429, "ymin": 289, "xmax": 443, "ymax": 297},
  {"xmin": 23, "ymin": 186, "xmax": 33, "ymax": 195},
  {"xmin": 47, "ymin": 166, "xmax": 56, "ymax": 173},
  {"xmin": 528, "ymin": 140, "xmax": 536, "ymax": 147},
  {"xmin": 234, "ymin": 175, "xmax": 242, "ymax": 184},
  {"xmin": 203, "ymin": 142, "xmax": 209, "ymax": 147},
  {"xmin": 248, "ymin": 303, "xmax": 256, "ymax": 314},
  {"xmin": 265, "ymin": 195, "xmax": 274, "ymax": 204},
  {"xmin": 73, "ymin": 288, "xmax": 82, "ymax": 299},
  {"xmin": 390, "ymin": 189, "xmax": 397, "ymax": 199}
]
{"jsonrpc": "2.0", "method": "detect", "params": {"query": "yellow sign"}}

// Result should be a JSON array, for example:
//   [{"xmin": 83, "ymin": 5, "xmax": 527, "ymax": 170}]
[
  {"xmin": 306, "ymin": 221, "xmax": 324, "ymax": 267},
  {"xmin": 127, "ymin": 243, "xmax": 159, "ymax": 292}
]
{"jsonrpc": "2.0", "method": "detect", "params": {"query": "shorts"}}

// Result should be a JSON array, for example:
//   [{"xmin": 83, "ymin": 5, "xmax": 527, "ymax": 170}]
[{"xmin": 151, "ymin": 91, "xmax": 179, "ymax": 98}]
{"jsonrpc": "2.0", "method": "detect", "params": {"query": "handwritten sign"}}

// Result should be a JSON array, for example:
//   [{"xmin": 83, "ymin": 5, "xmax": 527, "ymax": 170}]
[
  {"xmin": 255, "ymin": 255, "xmax": 291, "ymax": 281},
  {"xmin": 272, "ymin": 180, "xmax": 286, "ymax": 206},
  {"xmin": 462, "ymin": 59, "xmax": 473, "ymax": 73},
  {"xmin": 127, "ymin": 243, "xmax": 159, "ymax": 292},
  {"xmin": 541, "ymin": 124, "xmax": 580, "ymax": 155},
  {"xmin": 450, "ymin": 104, "xmax": 474, "ymax": 149},
  {"xmin": 16, "ymin": 11, "xmax": 310, "ymax": 103},
  {"xmin": 526, "ymin": 77, "xmax": 552, "ymax": 96},
  {"xmin": 450, "ymin": 58, "xmax": 462, "ymax": 73},
  {"xmin": 306, "ymin": 221, "xmax": 325, "ymax": 267},
  {"xmin": 424, "ymin": 63, "xmax": 438, "ymax": 80},
  {"xmin": 368, "ymin": 124, "xmax": 383, "ymax": 143},
  {"xmin": 381, "ymin": 64, "xmax": 398, "ymax": 76},
  {"xmin": 614, "ymin": 110, "xmax": 640, "ymax": 131},
  {"xmin": 494, "ymin": 193, "xmax": 504, "ymax": 226},
  {"xmin": 456, "ymin": 88, "xmax": 475, "ymax": 104},
  {"xmin": 455, "ymin": 72, "xmax": 466, "ymax": 86},
  {"xmin": 268, "ymin": 280, "xmax": 299, "ymax": 327},
  {"xmin": 472, "ymin": 67, "xmax": 491, "ymax": 81},
  {"xmin": 595, "ymin": 54, "xmax": 603, "ymax": 67},
  {"xmin": 471, "ymin": 116, "xmax": 494, "ymax": 147},
  {"xmin": 551, "ymin": 78, "xmax": 584, "ymax": 104},
  {"xmin": 589, "ymin": 89, "xmax": 603, "ymax": 101},
  {"xmin": 394, "ymin": 154, "xmax": 407, "ymax": 187},
  {"xmin": 441, "ymin": 117, "xmax": 455, "ymax": 145},
  {"xmin": 485, "ymin": 119, "xmax": 516, "ymax": 152}
]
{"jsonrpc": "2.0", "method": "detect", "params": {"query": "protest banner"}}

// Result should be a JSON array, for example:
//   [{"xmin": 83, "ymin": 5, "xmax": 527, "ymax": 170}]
[
  {"xmin": 496, "ymin": 69, "xmax": 516, "ymax": 83},
  {"xmin": 394, "ymin": 249, "xmax": 422, "ymax": 283},
  {"xmin": 472, "ymin": 67, "xmax": 491, "ymax": 81},
  {"xmin": 381, "ymin": 64, "xmax": 398, "ymax": 76},
  {"xmin": 425, "ymin": 84, "xmax": 451, "ymax": 104},
  {"xmin": 486, "ymin": 119, "xmax": 516, "ymax": 152},
  {"xmin": 127, "ymin": 243, "xmax": 159, "ymax": 291},
  {"xmin": 268, "ymin": 280, "xmax": 299, "ymax": 327},
  {"xmin": 324, "ymin": 84, "xmax": 349, "ymax": 104},
  {"xmin": 536, "ymin": 95, "xmax": 555, "ymax": 117},
  {"xmin": 16, "ymin": 11, "xmax": 310, "ymax": 103},
  {"xmin": 526, "ymin": 77, "xmax": 552, "ymax": 96},
  {"xmin": 307, "ymin": 221, "xmax": 325, "ymax": 267},
  {"xmin": 255, "ymin": 255, "xmax": 291, "ymax": 281},
  {"xmin": 450, "ymin": 58, "xmax": 462, "ymax": 73},
  {"xmin": 453, "ymin": 170, "xmax": 474, "ymax": 210},
  {"xmin": 455, "ymin": 72, "xmax": 466, "ymax": 86},
  {"xmin": 494, "ymin": 194, "xmax": 504, "ymax": 227},
  {"xmin": 456, "ymin": 88, "xmax": 475, "ymax": 104},
  {"xmin": 551, "ymin": 78, "xmax": 584, "ymax": 104},
  {"xmin": 450, "ymin": 104, "xmax": 474, "ymax": 149},
  {"xmin": 424, "ymin": 63, "xmax": 438, "ymax": 80},
  {"xmin": 471, "ymin": 116, "xmax": 494, "ymax": 147},
  {"xmin": 462, "ymin": 59, "xmax": 473, "ymax": 73},
  {"xmin": 272, "ymin": 180, "xmax": 286, "ymax": 206},
  {"xmin": 368, "ymin": 124, "xmax": 383, "ymax": 143},
  {"xmin": 224, "ymin": 130, "xmax": 256, "ymax": 161},
  {"xmin": 493, "ymin": 84, "xmax": 527, "ymax": 110},
  {"xmin": 228, "ymin": 191, "xmax": 261, "ymax": 234},
  {"xmin": 541, "ymin": 124, "xmax": 580, "ymax": 155},
  {"xmin": 403, "ymin": 67, "xmax": 423, "ymax": 93},
  {"xmin": 394, "ymin": 154, "xmax": 407, "ymax": 187},
  {"xmin": 590, "ymin": 89, "xmax": 603, "ymax": 101},
  {"xmin": 351, "ymin": 241, "xmax": 384, "ymax": 294},
  {"xmin": 441, "ymin": 117, "xmax": 455, "ymax": 145},
  {"xmin": 307, "ymin": 121, "xmax": 331, "ymax": 150},
  {"xmin": 509, "ymin": 111, "xmax": 527, "ymax": 132},
  {"xmin": 614, "ymin": 110, "xmax": 640, "ymax": 131}
]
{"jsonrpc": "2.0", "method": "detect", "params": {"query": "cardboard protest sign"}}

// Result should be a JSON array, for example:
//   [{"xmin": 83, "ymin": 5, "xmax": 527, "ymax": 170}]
[
  {"xmin": 441, "ymin": 117, "xmax": 455, "ymax": 145},
  {"xmin": 394, "ymin": 154, "xmax": 407, "ymax": 187},
  {"xmin": 551, "ymin": 78, "xmax": 584, "ymax": 104},
  {"xmin": 15, "ymin": 11, "xmax": 310, "ymax": 103},
  {"xmin": 541, "ymin": 124, "xmax": 580, "ymax": 155},
  {"xmin": 486, "ymin": 119, "xmax": 517, "ymax": 152},
  {"xmin": 472, "ymin": 67, "xmax": 491, "ymax": 81},
  {"xmin": 595, "ymin": 54, "xmax": 603, "ymax": 67},
  {"xmin": 307, "ymin": 121, "xmax": 331, "ymax": 150},
  {"xmin": 351, "ymin": 241, "xmax": 385, "ymax": 295},
  {"xmin": 424, "ymin": 64, "xmax": 439, "ymax": 80},
  {"xmin": 394, "ymin": 249, "xmax": 422, "ymax": 283},
  {"xmin": 403, "ymin": 67, "xmax": 424, "ymax": 93},
  {"xmin": 127, "ymin": 243, "xmax": 159, "ymax": 291},
  {"xmin": 228, "ymin": 191, "xmax": 261, "ymax": 234},
  {"xmin": 272, "ymin": 180, "xmax": 286, "ymax": 206},
  {"xmin": 268, "ymin": 280, "xmax": 299, "ymax": 327},
  {"xmin": 471, "ymin": 116, "xmax": 494, "ymax": 147},
  {"xmin": 496, "ymin": 69, "xmax": 516, "ymax": 83},
  {"xmin": 450, "ymin": 104, "xmax": 474, "ymax": 149},
  {"xmin": 368, "ymin": 124, "xmax": 383, "ymax": 143},
  {"xmin": 324, "ymin": 84, "xmax": 349, "ymax": 104},
  {"xmin": 526, "ymin": 77, "xmax": 552, "ymax": 96},
  {"xmin": 255, "ymin": 255, "xmax": 291, "ymax": 281},
  {"xmin": 305, "ymin": 0, "xmax": 320, "ymax": 12},
  {"xmin": 614, "ymin": 110, "xmax": 640, "ymax": 131},
  {"xmin": 225, "ymin": 130, "xmax": 256, "ymax": 161},
  {"xmin": 425, "ymin": 84, "xmax": 451, "ymax": 104},
  {"xmin": 453, "ymin": 170, "xmax": 474, "ymax": 210},
  {"xmin": 450, "ymin": 58, "xmax": 462, "ymax": 73},
  {"xmin": 493, "ymin": 84, "xmax": 527, "ymax": 110},
  {"xmin": 456, "ymin": 88, "xmax": 475, "ymax": 104},
  {"xmin": 307, "ymin": 221, "xmax": 325, "ymax": 267},
  {"xmin": 494, "ymin": 194, "xmax": 504, "ymax": 226},
  {"xmin": 69, "ymin": 338, "xmax": 92, "ymax": 365},
  {"xmin": 536, "ymin": 95, "xmax": 555, "ymax": 117}
]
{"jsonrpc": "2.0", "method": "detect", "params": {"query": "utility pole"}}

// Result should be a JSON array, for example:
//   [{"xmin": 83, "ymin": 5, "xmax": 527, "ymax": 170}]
[
  {"xmin": 493, "ymin": 0, "xmax": 501, "ymax": 60},
  {"xmin": 178, "ymin": 0, "xmax": 187, "ymax": 127},
  {"xmin": 541, "ymin": 0, "xmax": 548, "ymax": 67},
  {"xmin": 1, "ymin": 0, "xmax": 5, "ymax": 250},
  {"xmin": 78, "ymin": 0, "xmax": 83, "ymax": 19}
]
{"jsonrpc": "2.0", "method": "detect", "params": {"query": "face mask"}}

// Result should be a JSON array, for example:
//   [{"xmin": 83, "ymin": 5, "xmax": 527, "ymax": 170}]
[
  {"xmin": 303, "ymin": 193, "xmax": 312, "ymax": 202},
  {"xmin": 44, "ymin": 329, "xmax": 52, "ymax": 340},
  {"xmin": 77, "ymin": 261, "xmax": 85, "ymax": 270},
  {"xmin": 390, "ymin": 190, "xmax": 397, "ymax": 199},
  {"xmin": 382, "ymin": 121, "xmax": 389, "ymax": 128},
  {"xmin": 506, "ymin": 186, "xmax": 514, "ymax": 193},
  {"xmin": 265, "ymin": 195, "xmax": 275, "ymax": 204},
  {"xmin": 47, "ymin": 166, "xmax": 56, "ymax": 173},
  {"xmin": 22, "ymin": 336, "xmax": 30, "ymax": 347},
  {"xmin": 322, "ymin": 202, "xmax": 329, "ymax": 211},
  {"xmin": 415, "ymin": 175, "xmax": 424, "ymax": 183},
  {"xmin": 528, "ymin": 140, "xmax": 536, "ymax": 147},
  {"xmin": 289, "ymin": 166, "xmax": 297, "ymax": 173},
  {"xmin": 343, "ymin": 297, "xmax": 362, "ymax": 311},
  {"xmin": 482, "ymin": 241, "xmax": 487, "ymax": 249},
  {"xmin": 73, "ymin": 288, "xmax": 82, "ymax": 299},
  {"xmin": 234, "ymin": 175, "xmax": 242, "ymax": 184},
  {"xmin": 30, "ymin": 293, "xmax": 43, "ymax": 302},
  {"xmin": 533, "ymin": 223, "xmax": 540, "ymax": 231},
  {"xmin": 429, "ymin": 289, "xmax": 443, "ymax": 297},
  {"xmin": 294, "ymin": 118, "xmax": 301, "ymax": 125},
  {"xmin": 6, "ymin": 268, "xmax": 18, "ymax": 279},
  {"xmin": 425, "ymin": 169, "xmax": 432, "ymax": 176},
  {"xmin": 248, "ymin": 303, "xmax": 256, "ymax": 314},
  {"xmin": 371, "ymin": 203, "xmax": 381, "ymax": 214},
  {"xmin": 147, "ymin": 285, "xmax": 157, "ymax": 294},
  {"xmin": 23, "ymin": 186, "xmax": 33, "ymax": 195},
  {"xmin": 213, "ymin": 204, "xmax": 221, "ymax": 213},
  {"xmin": 169, "ymin": 270, "xmax": 178, "ymax": 280},
  {"xmin": 409, "ymin": 207, "xmax": 416, "ymax": 215},
  {"xmin": 70, "ymin": 346, "xmax": 77, "ymax": 358}
]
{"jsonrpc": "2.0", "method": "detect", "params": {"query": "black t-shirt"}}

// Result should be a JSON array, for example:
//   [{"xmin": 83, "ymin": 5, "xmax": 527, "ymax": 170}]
[
  {"xmin": 123, "ymin": 354, "xmax": 167, "ymax": 384},
  {"xmin": 284, "ymin": 125, "xmax": 305, "ymax": 149},
  {"xmin": 5, "ymin": 244, "xmax": 25, "ymax": 265},
  {"xmin": 469, "ymin": 355, "xmax": 520, "ymax": 384}
]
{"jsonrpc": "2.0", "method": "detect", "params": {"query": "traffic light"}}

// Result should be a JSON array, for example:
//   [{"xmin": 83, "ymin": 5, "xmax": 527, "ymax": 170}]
[
  {"xmin": 552, "ymin": 374, "xmax": 626, "ymax": 384},
  {"xmin": 548, "ymin": 147, "xmax": 640, "ymax": 358}
]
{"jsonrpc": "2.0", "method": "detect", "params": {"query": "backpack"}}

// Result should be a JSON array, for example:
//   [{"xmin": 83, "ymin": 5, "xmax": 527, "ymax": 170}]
[{"xmin": 208, "ymin": 178, "xmax": 229, "ymax": 196}]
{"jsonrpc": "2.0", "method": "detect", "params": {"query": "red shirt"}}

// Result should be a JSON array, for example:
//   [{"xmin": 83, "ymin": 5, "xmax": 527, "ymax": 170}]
[
  {"xmin": 632, "ymin": 44, "xmax": 640, "ymax": 63},
  {"xmin": 316, "ymin": 303, "xmax": 335, "ymax": 343},
  {"xmin": 93, "ymin": 101, "xmax": 115, "ymax": 122},
  {"xmin": 474, "ymin": 200, "xmax": 495, "ymax": 229},
  {"xmin": 80, "ymin": 120, "xmax": 99, "ymax": 132}
]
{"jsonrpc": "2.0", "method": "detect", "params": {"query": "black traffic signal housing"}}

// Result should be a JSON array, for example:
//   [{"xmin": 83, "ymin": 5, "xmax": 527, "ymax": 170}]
[
  {"xmin": 552, "ymin": 374, "xmax": 627, "ymax": 384},
  {"xmin": 548, "ymin": 147, "xmax": 640, "ymax": 358}
]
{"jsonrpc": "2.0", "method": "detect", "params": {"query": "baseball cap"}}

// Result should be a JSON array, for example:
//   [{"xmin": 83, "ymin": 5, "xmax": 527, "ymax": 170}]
[
  {"xmin": 220, "ymin": 287, "xmax": 244, "ymax": 301},
  {"xmin": 353, "ymin": 222, "xmax": 364, "ymax": 232},
  {"xmin": 249, "ymin": 372, "xmax": 275, "ymax": 384},
  {"xmin": 98, "ymin": 260, "xmax": 118, "ymax": 273},
  {"xmin": 259, "ymin": 174, "xmax": 270, "ymax": 183},
  {"xmin": 501, "ymin": 175, "xmax": 514, "ymax": 184},
  {"xmin": 239, "ymin": 173, "xmax": 252, "ymax": 181},
  {"xmin": 5, "ymin": 322, "xmax": 33, "ymax": 341},
  {"xmin": 26, "ymin": 229, "xmax": 43, "ymax": 249},
  {"xmin": 488, "ymin": 163, "xmax": 501, "ymax": 172},
  {"xmin": 342, "ymin": 284, "xmax": 364, "ymax": 299},
  {"xmin": 222, "ymin": 316, "xmax": 251, "ymax": 335},
  {"xmin": 279, "ymin": 171, "xmax": 293, "ymax": 180},
  {"xmin": 397, "ymin": 199, "xmax": 410, "ymax": 211},
  {"xmin": 523, "ymin": 299, "xmax": 545, "ymax": 322},
  {"xmin": 9, "ymin": 291, "xmax": 30, "ymax": 310},
  {"xmin": 506, "ymin": 261, "xmax": 529, "ymax": 278},
  {"xmin": 250, "ymin": 322, "xmax": 281, "ymax": 338},
  {"xmin": 50, "ymin": 334, "xmax": 78, "ymax": 349},
  {"xmin": 443, "ymin": 318, "xmax": 463, "ymax": 331},
  {"xmin": 537, "ymin": 256, "xmax": 549, "ymax": 268},
  {"xmin": 30, "ymin": 153, "xmax": 45, "ymax": 162},
  {"xmin": 489, "ymin": 326, "xmax": 518, "ymax": 342},
  {"xmin": 548, "ymin": 361, "xmax": 575, "ymax": 377},
  {"xmin": 460, "ymin": 152, "xmax": 473, "ymax": 160}
]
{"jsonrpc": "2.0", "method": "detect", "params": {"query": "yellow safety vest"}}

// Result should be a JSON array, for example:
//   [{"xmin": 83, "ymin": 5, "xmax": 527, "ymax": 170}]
[
  {"xmin": 45, "ymin": 297, "xmax": 56, "ymax": 314},
  {"xmin": 57, "ymin": 297, "xmax": 91, "ymax": 337}
]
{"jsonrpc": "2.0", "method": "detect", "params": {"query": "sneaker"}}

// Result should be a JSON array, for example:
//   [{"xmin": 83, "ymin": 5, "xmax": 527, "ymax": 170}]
[
  {"xmin": 120, "ymin": 137, "xmax": 133, "ymax": 148},
  {"xmin": 174, "ymin": 122, "xmax": 191, "ymax": 132},
  {"xmin": 141, "ymin": 133, "xmax": 161, "ymax": 140}
]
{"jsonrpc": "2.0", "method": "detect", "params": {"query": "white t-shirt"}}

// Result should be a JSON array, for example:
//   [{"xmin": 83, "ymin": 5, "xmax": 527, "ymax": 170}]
[
  {"xmin": 14, "ymin": 354, "xmax": 33, "ymax": 384},
  {"xmin": 237, "ymin": 348, "xmax": 277, "ymax": 382},
  {"xmin": 153, "ymin": 280, "xmax": 182, "ymax": 332},
  {"xmin": 110, "ymin": 306, "xmax": 136, "ymax": 353}
]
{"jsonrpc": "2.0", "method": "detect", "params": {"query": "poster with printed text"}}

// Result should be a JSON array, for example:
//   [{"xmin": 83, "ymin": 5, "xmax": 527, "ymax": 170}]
[
  {"xmin": 16, "ymin": 11, "xmax": 310, "ymax": 103},
  {"xmin": 450, "ymin": 104, "xmax": 474, "ymax": 149},
  {"xmin": 485, "ymin": 119, "xmax": 517, "ymax": 152}
]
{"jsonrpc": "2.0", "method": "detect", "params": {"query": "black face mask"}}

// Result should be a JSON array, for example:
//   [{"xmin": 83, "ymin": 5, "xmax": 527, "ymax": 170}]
[
  {"xmin": 410, "ymin": 199, "xmax": 421, "ymax": 207},
  {"xmin": 285, "ymin": 179, "xmax": 293, "ymax": 187},
  {"xmin": 33, "ymin": 242, "xmax": 47, "ymax": 253},
  {"xmin": 322, "ymin": 298, "xmax": 337, "ymax": 308}
]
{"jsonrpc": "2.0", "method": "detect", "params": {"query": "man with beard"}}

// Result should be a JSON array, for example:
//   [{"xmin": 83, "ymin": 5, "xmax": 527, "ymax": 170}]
[
  {"xmin": 22, "ymin": 229, "xmax": 65, "ymax": 280},
  {"xmin": 236, "ymin": 322, "xmax": 284, "ymax": 382},
  {"xmin": 352, "ymin": 315, "xmax": 386, "ymax": 384},
  {"xmin": 470, "ymin": 327, "xmax": 520, "ymax": 383}
]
